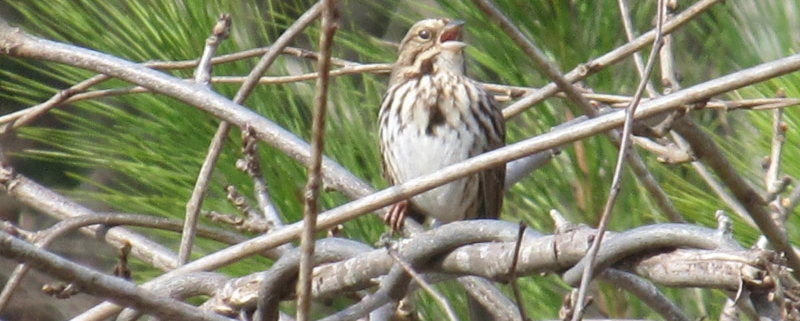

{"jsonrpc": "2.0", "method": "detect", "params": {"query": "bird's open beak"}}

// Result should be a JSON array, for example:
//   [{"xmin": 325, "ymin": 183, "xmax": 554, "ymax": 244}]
[{"xmin": 440, "ymin": 20, "xmax": 466, "ymax": 51}]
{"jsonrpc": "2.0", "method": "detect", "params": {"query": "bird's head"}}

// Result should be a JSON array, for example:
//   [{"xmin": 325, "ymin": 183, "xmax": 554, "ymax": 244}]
[{"xmin": 390, "ymin": 18, "xmax": 466, "ymax": 86}]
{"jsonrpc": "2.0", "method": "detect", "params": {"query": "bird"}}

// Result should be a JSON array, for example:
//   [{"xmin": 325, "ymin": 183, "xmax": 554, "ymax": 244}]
[{"xmin": 378, "ymin": 18, "xmax": 506, "ymax": 234}]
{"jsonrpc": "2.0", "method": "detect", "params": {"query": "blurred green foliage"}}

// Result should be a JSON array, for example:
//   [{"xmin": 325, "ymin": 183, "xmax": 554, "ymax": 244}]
[{"xmin": 1, "ymin": 0, "xmax": 799, "ymax": 319}]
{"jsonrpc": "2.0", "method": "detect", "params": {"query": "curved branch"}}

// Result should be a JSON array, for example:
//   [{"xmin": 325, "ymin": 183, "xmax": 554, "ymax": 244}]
[
  {"xmin": 257, "ymin": 238, "xmax": 371, "ymax": 321},
  {"xmin": 673, "ymin": 117, "xmax": 800, "ymax": 279},
  {"xmin": 0, "ymin": 230, "xmax": 232, "ymax": 321},
  {"xmin": 117, "ymin": 272, "xmax": 229, "ymax": 321},
  {"xmin": 562, "ymin": 223, "xmax": 741, "ymax": 285},
  {"xmin": 599, "ymin": 269, "xmax": 690, "ymax": 321},
  {"xmin": 0, "ymin": 160, "xmax": 179, "ymax": 271},
  {"xmin": 198, "ymin": 221, "xmax": 785, "ymax": 319},
  {"xmin": 0, "ymin": 212, "xmax": 253, "ymax": 311}
]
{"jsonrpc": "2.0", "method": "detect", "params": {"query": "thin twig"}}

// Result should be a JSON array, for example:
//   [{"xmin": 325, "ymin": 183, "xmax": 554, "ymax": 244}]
[
  {"xmin": 673, "ymin": 117, "xmax": 800, "ymax": 278},
  {"xmin": 651, "ymin": 0, "xmax": 756, "ymax": 232},
  {"xmin": 387, "ymin": 249, "xmax": 460, "ymax": 321},
  {"xmin": 617, "ymin": 0, "xmax": 659, "ymax": 97},
  {"xmin": 684, "ymin": 150, "xmax": 754, "ymax": 227},
  {"xmin": 0, "ymin": 63, "xmax": 387, "ymax": 112},
  {"xmin": 572, "ymin": 2, "xmax": 666, "ymax": 319},
  {"xmin": 112, "ymin": 241, "xmax": 132, "ymax": 280},
  {"xmin": 193, "ymin": 15, "xmax": 230, "ymax": 87},
  {"xmin": 213, "ymin": 63, "xmax": 391, "ymax": 84},
  {"xmin": 461, "ymin": 276, "xmax": 519, "ymax": 320},
  {"xmin": 599, "ymin": 269, "xmax": 690, "ymax": 321},
  {"xmin": 138, "ymin": 46, "xmax": 359, "ymax": 70},
  {"xmin": 224, "ymin": 184, "xmax": 269, "ymax": 230},
  {"xmin": 509, "ymin": 223, "xmax": 530, "ymax": 321},
  {"xmin": 475, "ymin": 0, "xmax": 684, "ymax": 225},
  {"xmin": 0, "ymin": 47, "xmax": 386, "ymax": 129},
  {"xmin": 6, "ymin": 57, "xmax": 794, "ymax": 130},
  {"xmin": 765, "ymin": 100, "xmax": 785, "ymax": 197},
  {"xmin": 504, "ymin": 150, "xmax": 557, "ymax": 191},
  {"xmin": 0, "ymin": 74, "xmax": 110, "ymax": 133},
  {"xmin": 471, "ymin": 0, "xmax": 591, "ymax": 112},
  {"xmin": 500, "ymin": 0, "xmax": 724, "ymax": 119},
  {"xmin": 183, "ymin": 2, "xmax": 323, "ymax": 267},
  {"xmin": 297, "ymin": 1, "xmax": 336, "ymax": 320},
  {"xmin": 630, "ymin": 136, "xmax": 692, "ymax": 163},
  {"xmin": 239, "ymin": 126, "xmax": 284, "ymax": 227},
  {"xmin": 757, "ymin": 91, "xmax": 788, "ymax": 249},
  {"xmin": 650, "ymin": 1, "xmax": 736, "ymax": 244},
  {"xmin": 659, "ymin": 0, "xmax": 680, "ymax": 95},
  {"xmin": 10, "ymin": 77, "xmax": 793, "ymax": 126},
  {"xmin": 179, "ymin": 14, "xmax": 231, "ymax": 266}
]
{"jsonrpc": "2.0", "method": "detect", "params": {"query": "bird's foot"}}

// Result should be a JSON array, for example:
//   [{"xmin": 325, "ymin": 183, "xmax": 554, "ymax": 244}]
[{"xmin": 384, "ymin": 200, "xmax": 408, "ymax": 236}]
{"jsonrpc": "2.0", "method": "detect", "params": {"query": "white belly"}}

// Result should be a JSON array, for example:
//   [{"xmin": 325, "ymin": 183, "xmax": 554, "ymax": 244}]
[
  {"xmin": 387, "ymin": 124, "xmax": 478, "ymax": 223},
  {"xmin": 380, "ymin": 76, "xmax": 483, "ymax": 222}
]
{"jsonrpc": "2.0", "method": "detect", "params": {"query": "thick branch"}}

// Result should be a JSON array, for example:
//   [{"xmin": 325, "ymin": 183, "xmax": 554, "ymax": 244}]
[
  {"xmin": 0, "ymin": 230, "xmax": 232, "ymax": 321},
  {"xmin": 673, "ymin": 117, "xmax": 800, "ymax": 278}
]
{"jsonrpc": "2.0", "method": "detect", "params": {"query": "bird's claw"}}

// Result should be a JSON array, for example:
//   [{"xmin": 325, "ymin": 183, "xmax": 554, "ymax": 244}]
[{"xmin": 384, "ymin": 200, "xmax": 408, "ymax": 235}]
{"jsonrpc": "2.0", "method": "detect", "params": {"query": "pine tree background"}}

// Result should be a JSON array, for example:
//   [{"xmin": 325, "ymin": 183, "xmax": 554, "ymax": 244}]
[{"xmin": 1, "ymin": 0, "xmax": 799, "ymax": 319}]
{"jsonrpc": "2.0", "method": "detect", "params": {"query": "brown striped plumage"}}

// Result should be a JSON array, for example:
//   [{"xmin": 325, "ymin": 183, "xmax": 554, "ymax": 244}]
[{"xmin": 378, "ymin": 18, "xmax": 505, "ymax": 232}]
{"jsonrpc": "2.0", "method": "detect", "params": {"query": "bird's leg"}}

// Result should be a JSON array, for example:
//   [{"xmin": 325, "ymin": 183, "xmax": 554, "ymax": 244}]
[{"xmin": 384, "ymin": 200, "xmax": 408, "ymax": 235}]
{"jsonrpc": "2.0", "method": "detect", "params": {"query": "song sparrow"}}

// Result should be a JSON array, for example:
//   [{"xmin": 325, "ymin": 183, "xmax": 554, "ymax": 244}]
[{"xmin": 379, "ymin": 18, "xmax": 506, "ymax": 233}]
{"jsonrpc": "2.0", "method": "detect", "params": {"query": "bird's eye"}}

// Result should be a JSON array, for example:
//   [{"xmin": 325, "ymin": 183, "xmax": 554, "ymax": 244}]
[{"xmin": 418, "ymin": 29, "xmax": 431, "ymax": 40}]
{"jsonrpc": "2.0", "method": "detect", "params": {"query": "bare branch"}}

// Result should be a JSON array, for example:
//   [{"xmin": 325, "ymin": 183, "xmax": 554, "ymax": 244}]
[
  {"xmin": 253, "ymin": 238, "xmax": 372, "ymax": 321},
  {"xmin": 672, "ymin": 117, "xmax": 800, "ymax": 279},
  {"xmin": 0, "ymin": 230, "xmax": 232, "ymax": 321},
  {"xmin": 195, "ymin": 221, "xmax": 788, "ymax": 320},
  {"xmin": 180, "ymin": 13, "xmax": 233, "ymax": 266},
  {"xmin": 599, "ymin": 270, "xmax": 690, "ymax": 321},
  {"xmin": 0, "ymin": 162, "xmax": 179, "ymax": 272},
  {"xmin": 500, "ymin": 0, "xmax": 724, "ymax": 119},
  {"xmin": 238, "ymin": 127, "xmax": 285, "ymax": 229},
  {"xmin": 298, "ymin": 1, "xmax": 337, "ymax": 320},
  {"xmin": 572, "ymin": 1, "xmax": 667, "ymax": 318},
  {"xmin": 388, "ymin": 249, "xmax": 460, "ymax": 321}
]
